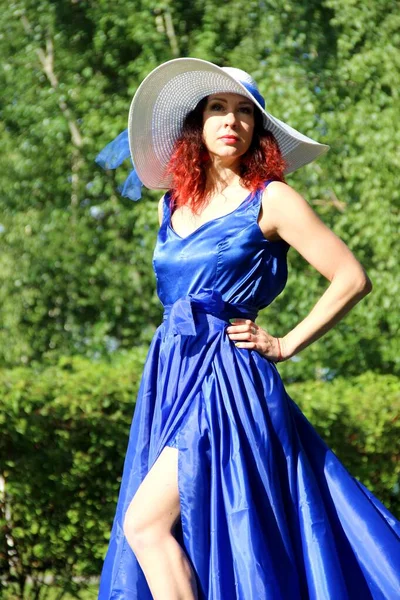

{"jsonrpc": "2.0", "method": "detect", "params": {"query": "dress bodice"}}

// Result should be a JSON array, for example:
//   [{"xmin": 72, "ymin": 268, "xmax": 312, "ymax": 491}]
[{"xmin": 153, "ymin": 185, "xmax": 289, "ymax": 314}]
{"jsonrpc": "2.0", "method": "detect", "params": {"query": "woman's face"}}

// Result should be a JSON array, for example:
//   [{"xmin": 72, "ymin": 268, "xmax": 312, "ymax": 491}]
[{"xmin": 202, "ymin": 93, "xmax": 255, "ymax": 162}]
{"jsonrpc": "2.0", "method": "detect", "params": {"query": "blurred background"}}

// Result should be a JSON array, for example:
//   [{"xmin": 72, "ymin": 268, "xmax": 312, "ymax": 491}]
[{"xmin": 1, "ymin": 0, "xmax": 399, "ymax": 598}]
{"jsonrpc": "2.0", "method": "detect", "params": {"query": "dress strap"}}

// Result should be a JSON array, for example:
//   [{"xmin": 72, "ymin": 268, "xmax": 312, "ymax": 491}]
[
  {"xmin": 161, "ymin": 191, "xmax": 173, "ymax": 227},
  {"xmin": 263, "ymin": 179, "xmax": 277, "ymax": 190}
]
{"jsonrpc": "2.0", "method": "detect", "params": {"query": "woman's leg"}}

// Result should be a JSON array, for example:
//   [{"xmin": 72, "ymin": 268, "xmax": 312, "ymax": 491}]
[{"xmin": 123, "ymin": 446, "xmax": 198, "ymax": 600}]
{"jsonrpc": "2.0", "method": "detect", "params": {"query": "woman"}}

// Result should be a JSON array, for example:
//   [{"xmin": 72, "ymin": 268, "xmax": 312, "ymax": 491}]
[{"xmin": 96, "ymin": 58, "xmax": 400, "ymax": 600}]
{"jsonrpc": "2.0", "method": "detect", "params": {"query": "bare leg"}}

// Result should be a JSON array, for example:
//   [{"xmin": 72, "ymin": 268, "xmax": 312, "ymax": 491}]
[{"xmin": 123, "ymin": 446, "xmax": 198, "ymax": 600}]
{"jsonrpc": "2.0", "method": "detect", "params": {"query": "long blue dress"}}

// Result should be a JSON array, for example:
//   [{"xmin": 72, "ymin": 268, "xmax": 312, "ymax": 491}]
[{"xmin": 98, "ymin": 183, "xmax": 400, "ymax": 600}]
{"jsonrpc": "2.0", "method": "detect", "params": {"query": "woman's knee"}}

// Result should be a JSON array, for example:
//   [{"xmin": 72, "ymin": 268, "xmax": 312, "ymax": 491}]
[
  {"xmin": 123, "ymin": 509, "xmax": 167, "ymax": 554},
  {"xmin": 123, "ymin": 447, "xmax": 181, "ymax": 553}
]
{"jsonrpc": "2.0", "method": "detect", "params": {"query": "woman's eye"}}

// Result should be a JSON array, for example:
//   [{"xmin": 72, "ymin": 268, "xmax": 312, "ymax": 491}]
[
  {"xmin": 208, "ymin": 103, "xmax": 253, "ymax": 115},
  {"xmin": 209, "ymin": 103, "xmax": 224, "ymax": 111}
]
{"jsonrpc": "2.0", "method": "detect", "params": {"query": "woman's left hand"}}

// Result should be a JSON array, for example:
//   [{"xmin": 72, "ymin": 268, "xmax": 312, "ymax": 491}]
[{"xmin": 226, "ymin": 319, "xmax": 284, "ymax": 362}]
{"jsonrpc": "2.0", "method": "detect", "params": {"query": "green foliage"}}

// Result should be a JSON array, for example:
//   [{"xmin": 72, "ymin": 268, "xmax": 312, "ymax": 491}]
[
  {"xmin": 287, "ymin": 371, "xmax": 400, "ymax": 515},
  {"xmin": 0, "ymin": 200, "xmax": 162, "ymax": 366},
  {"xmin": 0, "ymin": 0, "xmax": 399, "ymax": 377},
  {"xmin": 0, "ymin": 356, "xmax": 399, "ymax": 596},
  {"xmin": 2, "ymin": 583, "xmax": 98, "ymax": 600},
  {"xmin": 0, "ymin": 349, "xmax": 147, "ymax": 598}
]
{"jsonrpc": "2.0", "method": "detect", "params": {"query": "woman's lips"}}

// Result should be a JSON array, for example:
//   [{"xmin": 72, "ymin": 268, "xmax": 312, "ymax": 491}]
[{"xmin": 219, "ymin": 136, "xmax": 239, "ymax": 144}]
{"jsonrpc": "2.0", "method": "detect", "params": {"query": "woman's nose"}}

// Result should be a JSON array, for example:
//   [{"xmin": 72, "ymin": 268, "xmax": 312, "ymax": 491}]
[{"xmin": 224, "ymin": 111, "xmax": 237, "ymax": 127}]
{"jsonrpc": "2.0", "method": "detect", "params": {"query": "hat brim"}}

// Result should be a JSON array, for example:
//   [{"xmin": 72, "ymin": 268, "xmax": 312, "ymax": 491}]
[{"xmin": 128, "ymin": 58, "xmax": 329, "ymax": 189}]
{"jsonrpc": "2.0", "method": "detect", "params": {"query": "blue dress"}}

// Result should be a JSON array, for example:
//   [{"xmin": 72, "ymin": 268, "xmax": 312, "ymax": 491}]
[{"xmin": 98, "ymin": 183, "xmax": 400, "ymax": 600}]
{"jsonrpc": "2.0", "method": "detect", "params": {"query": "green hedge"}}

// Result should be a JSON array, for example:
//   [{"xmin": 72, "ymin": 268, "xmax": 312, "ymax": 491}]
[
  {"xmin": 0, "ymin": 353, "xmax": 399, "ymax": 597},
  {"xmin": 287, "ymin": 373, "xmax": 400, "ymax": 516},
  {"xmin": 0, "ymin": 350, "xmax": 147, "ymax": 598}
]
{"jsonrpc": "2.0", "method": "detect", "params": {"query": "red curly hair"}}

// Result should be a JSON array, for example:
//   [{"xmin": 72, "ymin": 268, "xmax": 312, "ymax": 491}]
[{"xmin": 166, "ymin": 97, "xmax": 286, "ymax": 214}]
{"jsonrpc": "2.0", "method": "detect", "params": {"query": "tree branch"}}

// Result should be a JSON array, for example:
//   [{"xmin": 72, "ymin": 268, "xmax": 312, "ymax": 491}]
[
  {"xmin": 313, "ymin": 190, "xmax": 346, "ymax": 212},
  {"xmin": 20, "ymin": 15, "xmax": 83, "ymax": 149},
  {"xmin": 164, "ymin": 9, "xmax": 179, "ymax": 57}
]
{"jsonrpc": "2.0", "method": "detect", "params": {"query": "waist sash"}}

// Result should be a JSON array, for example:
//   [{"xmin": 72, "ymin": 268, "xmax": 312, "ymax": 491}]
[{"xmin": 163, "ymin": 289, "xmax": 258, "ymax": 336}]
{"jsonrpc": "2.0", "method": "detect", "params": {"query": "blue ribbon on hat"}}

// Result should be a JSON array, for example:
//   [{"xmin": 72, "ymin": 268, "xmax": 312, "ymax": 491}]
[
  {"xmin": 95, "ymin": 129, "xmax": 144, "ymax": 201},
  {"xmin": 163, "ymin": 289, "xmax": 258, "ymax": 336},
  {"xmin": 240, "ymin": 81, "xmax": 266, "ymax": 110}
]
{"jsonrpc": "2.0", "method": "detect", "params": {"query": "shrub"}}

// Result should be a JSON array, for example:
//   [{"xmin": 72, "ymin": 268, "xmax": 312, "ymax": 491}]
[
  {"xmin": 0, "ymin": 350, "xmax": 147, "ymax": 598},
  {"xmin": 287, "ymin": 372, "xmax": 400, "ymax": 516},
  {"xmin": 0, "ymin": 354, "xmax": 398, "ymax": 597}
]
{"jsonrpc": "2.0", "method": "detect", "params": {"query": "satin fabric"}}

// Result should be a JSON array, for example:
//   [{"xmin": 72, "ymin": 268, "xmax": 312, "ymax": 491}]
[
  {"xmin": 98, "ymin": 184, "xmax": 400, "ymax": 599},
  {"xmin": 95, "ymin": 129, "xmax": 143, "ymax": 201}
]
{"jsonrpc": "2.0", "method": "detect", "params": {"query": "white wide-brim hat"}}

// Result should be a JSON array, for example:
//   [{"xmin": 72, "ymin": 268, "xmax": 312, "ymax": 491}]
[{"xmin": 128, "ymin": 57, "xmax": 329, "ymax": 189}]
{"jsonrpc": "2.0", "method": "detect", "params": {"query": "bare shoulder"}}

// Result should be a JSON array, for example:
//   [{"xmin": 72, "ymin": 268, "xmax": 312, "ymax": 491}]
[
  {"xmin": 260, "ymin": 181, "xmax": 319, "ymax": 235},
  {"xmin": 262, "ymin": 181, "xmax": 310, "ymax": 215},
  {"xmin": 258, "ymin": 181, "xmax": 303, "ymax": 239}
]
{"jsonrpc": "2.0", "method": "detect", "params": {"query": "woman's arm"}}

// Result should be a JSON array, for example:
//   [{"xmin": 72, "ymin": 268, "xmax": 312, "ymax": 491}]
[{"xmin": 226, "ymin": 182, "xmax": 372, "ymax": 361}]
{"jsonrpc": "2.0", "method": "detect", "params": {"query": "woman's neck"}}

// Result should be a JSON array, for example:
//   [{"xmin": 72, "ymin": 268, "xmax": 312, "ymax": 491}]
[{"xmin": 205, "ymin": 159, "xmax": 243, "ymax": 195}]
